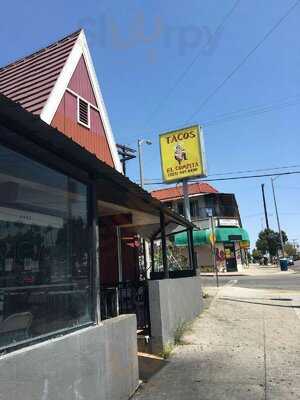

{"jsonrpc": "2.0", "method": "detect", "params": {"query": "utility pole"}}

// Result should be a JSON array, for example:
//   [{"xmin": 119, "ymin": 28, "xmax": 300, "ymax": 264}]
[
  {"xmin": 116, "ymin": 144, "xmax": 136, "ymax": 176},
  {"xmin": 271, "ymin": 178, "xmax": 285, "ymax": 258},
  {"xmin": 261, "ymin": 184, "xmax": 269, "ymax": 229},
  {"xmin": 261, "ymin": 183, "xmax": 271, "ymax": 263}
]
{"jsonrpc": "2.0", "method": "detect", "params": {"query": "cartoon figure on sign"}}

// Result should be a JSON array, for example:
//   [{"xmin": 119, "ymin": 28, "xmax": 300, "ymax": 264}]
[{"xmin": 174, "ymin": 144, "xmax": 187, "ymax": 165}]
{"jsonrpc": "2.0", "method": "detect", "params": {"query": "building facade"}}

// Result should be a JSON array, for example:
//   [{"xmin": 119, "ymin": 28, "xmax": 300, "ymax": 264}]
[
  {"xmin": 0, "ymin": 30, "xmax": 203, "ymax": 399},
  {"xmin": 152, "ymin": 183, "xmax": 250, "ymax": 272},
  {"xmin": 0, "ymin": 29, "xmax": 141, "ymax": 292}
]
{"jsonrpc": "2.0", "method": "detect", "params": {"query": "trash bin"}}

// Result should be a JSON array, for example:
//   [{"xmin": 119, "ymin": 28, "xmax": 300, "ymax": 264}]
[{"xmin": 279, "ymin": 258, "xmax": 289, "ymax": 271}]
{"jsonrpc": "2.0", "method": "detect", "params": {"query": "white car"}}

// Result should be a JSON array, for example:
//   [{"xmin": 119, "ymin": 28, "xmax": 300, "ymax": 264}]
[{"xmin": 288, "ymin": 257, "xmax": 294, "ymax": 266}]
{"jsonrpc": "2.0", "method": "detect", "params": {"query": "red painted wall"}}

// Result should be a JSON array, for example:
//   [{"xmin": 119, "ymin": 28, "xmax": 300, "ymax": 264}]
[
  {"xmin": 68, "ymin": 56, "xmax": 97, "ymax": 106},
  {"xmin": 51, "ymin": 57, "xmax": 115, "ymax": 167}
]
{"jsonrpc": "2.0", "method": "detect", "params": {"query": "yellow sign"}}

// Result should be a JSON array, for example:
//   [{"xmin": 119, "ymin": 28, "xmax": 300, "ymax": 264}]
[
  {"xmin": 159, "ymin": 125, "xmax": 206, "ymax": 183},
  {"xmin": 240, "ymin": 240, "xmax": 250, "ymax": 249}
]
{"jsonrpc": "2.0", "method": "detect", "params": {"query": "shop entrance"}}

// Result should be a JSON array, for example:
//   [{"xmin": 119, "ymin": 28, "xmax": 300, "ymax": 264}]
[{"xmin": 224, "ymin": 242, "xmax": 237, "ymax": 272}]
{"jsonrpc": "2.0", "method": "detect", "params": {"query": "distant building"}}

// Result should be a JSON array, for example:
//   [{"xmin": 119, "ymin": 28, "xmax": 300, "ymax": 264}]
[{"xmin": 152, "ymin": 183, "xmax": 250, "ymax": 272}]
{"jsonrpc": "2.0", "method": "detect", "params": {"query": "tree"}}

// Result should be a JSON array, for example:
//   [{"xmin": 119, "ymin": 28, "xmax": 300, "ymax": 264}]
[
  {"xmin": 256, "ymin": 229, "xmax": 288, "ymax": 257},
  {"xmin": 252, "ymin": 248, "xmax": 262, "ymax": 262},
  {"xmin": 284, "ymin": 242, "xmax": 297, "ymax": 257}
]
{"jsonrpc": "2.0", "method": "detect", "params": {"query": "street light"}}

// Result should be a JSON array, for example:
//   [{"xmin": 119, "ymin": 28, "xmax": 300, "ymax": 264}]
[
  {"xmin": 271, "ymin": 177, "xmax": 285, "ymax": 258},
  {"xmin": 138, "ymin": 139, "xmax": 152, "ymax": 189}
]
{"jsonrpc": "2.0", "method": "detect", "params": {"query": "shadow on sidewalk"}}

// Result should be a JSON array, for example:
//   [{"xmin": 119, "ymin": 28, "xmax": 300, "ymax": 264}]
[{"xmin": 138, "ymin": 353, "xmax": 168, "ymax": 382}]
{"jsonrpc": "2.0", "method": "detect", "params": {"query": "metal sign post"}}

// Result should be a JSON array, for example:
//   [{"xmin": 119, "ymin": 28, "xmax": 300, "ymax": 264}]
[
  {"xmin": 182, "ymin": 179, "xmax": 194, "ymax": 272},
  {"xmin": 211, "ymin": 216, "xmax": 219, "ymax": 288},
  {"xmin": 182, "ymin": 179, "xmax": 191, "ymax": 222},
  {"xmin": 207, "ymin": 209, "xmax": 219, "ymax": 288}
]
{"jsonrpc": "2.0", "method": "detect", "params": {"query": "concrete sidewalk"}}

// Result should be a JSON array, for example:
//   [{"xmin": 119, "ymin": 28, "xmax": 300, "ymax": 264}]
[{"xmin": 134, "ymin": 285, "xmax": 300, "ymax": 400}]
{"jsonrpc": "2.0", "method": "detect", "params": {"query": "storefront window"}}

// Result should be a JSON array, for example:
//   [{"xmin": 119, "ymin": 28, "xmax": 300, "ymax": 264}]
[
  {"xmin": 152, "ymin": 237, "xmax": 191, "ymax": 273},
  {"xmin": 0, "ymin": 144, "xmax": 92, "ymax": 349}
]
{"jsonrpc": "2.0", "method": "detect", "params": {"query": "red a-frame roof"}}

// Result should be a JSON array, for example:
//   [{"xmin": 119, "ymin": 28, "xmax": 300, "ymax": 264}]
[
  {"xmin": 0, "ymin": 30, "xmax": 81, "ymax": 115},
  {"xmin": 0, "ymin": 29, "xmax": 122, "ymax": 172}
]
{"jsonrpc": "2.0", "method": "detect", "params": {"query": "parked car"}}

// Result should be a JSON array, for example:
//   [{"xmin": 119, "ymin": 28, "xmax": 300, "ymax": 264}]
[{"xmin": 288, "ymin": 257, "xmax": 294, "ymax": 266}]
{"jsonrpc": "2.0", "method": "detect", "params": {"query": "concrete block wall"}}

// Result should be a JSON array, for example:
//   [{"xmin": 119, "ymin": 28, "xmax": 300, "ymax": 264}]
[
  {"xmin": 148, "ymin": 277, "xmax": 203, "ymax": 353},
  {"xmin": 0, "ymin": 314, "xmax": 139, "ymax": 400}
]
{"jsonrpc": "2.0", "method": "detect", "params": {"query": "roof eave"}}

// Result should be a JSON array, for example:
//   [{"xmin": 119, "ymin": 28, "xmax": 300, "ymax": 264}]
[{"xmin": 0, "ymin": 94, "xmax": 194, "ymax": 231}]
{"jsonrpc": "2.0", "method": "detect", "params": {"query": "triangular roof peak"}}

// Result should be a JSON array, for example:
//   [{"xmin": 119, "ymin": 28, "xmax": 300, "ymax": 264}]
[
  {"xmin": 0, "ymin": 29, "xmax": 122, "ymax": 172},
  {"xmin": 41, "ymin": 29, "xmax": 122, "ymax": 171}
]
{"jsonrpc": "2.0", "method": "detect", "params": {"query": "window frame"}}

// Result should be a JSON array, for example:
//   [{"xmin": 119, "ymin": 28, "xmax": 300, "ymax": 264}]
[{"xmin": 0, "ymin": 136, "xmax": 98, "ymax": 354}]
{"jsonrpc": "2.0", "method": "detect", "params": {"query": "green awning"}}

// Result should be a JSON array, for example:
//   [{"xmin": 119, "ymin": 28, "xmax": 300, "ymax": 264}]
[{"xmin": 174, "ymin": 227, "xmax": 250, "ymax": 247}]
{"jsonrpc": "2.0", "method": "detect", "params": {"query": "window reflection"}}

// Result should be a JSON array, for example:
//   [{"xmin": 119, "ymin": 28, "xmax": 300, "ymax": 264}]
[{"xmin": 0, "ymin": 144, "xmax": 92, "ymax": 349}]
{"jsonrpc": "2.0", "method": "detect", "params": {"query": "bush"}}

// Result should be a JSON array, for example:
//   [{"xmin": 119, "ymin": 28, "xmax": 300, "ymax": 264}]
[{"xmin": 200, "ymin": 265, "xmax": 214, "ymax": 272}]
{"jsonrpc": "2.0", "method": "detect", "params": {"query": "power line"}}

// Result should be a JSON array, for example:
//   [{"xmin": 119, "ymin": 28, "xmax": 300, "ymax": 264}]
[
  {"xmin": 142, "ymin": 164, "xmax": 300, "ymax": 182},
  {"xmin": 243, "ymin": 211, "xmax": 300, "ymax": 218},
  {"xmin": 202, "ymin": 97, "xmax": 300, "ymax": 127},
  {"xmin": 144, "ymin": 0, "xmax": 241, "ymax": 127},
  {"xmin": 201, "ymin": 93, "xmax": 300, "ymax": 122},
  {"xmin": 207, "ymin": 164, "xmax": 300, "ymax": 177},
  {"xmin": 185, "ymin": 0, "xmax": 300, "ymax": 124},
  {"xmin": 126, "ymin": 93, "xmax": 300, "ymax": 148},
  {"xmin": 143, "ymin": 170, "xmax": 300, "ymax": 185},
  {"xmin": 243, "ymin": 212, "xmax": 273, "ymax": 219}
]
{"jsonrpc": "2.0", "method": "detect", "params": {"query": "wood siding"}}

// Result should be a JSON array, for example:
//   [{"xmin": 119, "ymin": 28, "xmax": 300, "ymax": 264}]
[
  {"xmin": 51, "ymin": 91, "xmax": 114, "ymax": 167},
  {"xmin": 68, "ymin": 56, "xmax": 97, "ymax": 106}
]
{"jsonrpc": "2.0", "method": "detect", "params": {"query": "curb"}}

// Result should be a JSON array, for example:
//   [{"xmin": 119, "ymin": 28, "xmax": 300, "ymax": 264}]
[
  {"xmin": 201, "ymin": 273, "xmax": 247, "ymax": 277},
  {"xmin": 201, "ymin": 269, "xmax": 296, "ymax": 277}
]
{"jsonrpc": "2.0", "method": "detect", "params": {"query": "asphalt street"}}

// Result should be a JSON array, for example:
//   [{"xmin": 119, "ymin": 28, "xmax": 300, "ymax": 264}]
[{"xmin": 201, "ymin": 260, "xmax": 300, "ymax": 291}]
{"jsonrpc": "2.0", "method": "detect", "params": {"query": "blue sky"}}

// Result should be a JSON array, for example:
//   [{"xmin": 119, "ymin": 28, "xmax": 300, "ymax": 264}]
[{"xmin": 1, "ymin": 0, "xmax": 300, "ymax": 248}]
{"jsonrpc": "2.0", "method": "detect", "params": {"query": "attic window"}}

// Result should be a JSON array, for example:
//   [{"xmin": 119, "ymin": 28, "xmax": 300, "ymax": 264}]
[{"xmin": 78, "ymin": 98, "xmax": 90, "ymax": 128}]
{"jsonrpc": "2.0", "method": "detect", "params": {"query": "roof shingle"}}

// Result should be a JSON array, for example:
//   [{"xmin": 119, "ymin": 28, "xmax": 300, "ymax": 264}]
[
  {"xmin": 151, "ymin": 182, "xmax": 218, "ymax": 201},
  {"xmin": 0, "ymin": 30, "xmax": 81, "ymax": 115}
]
